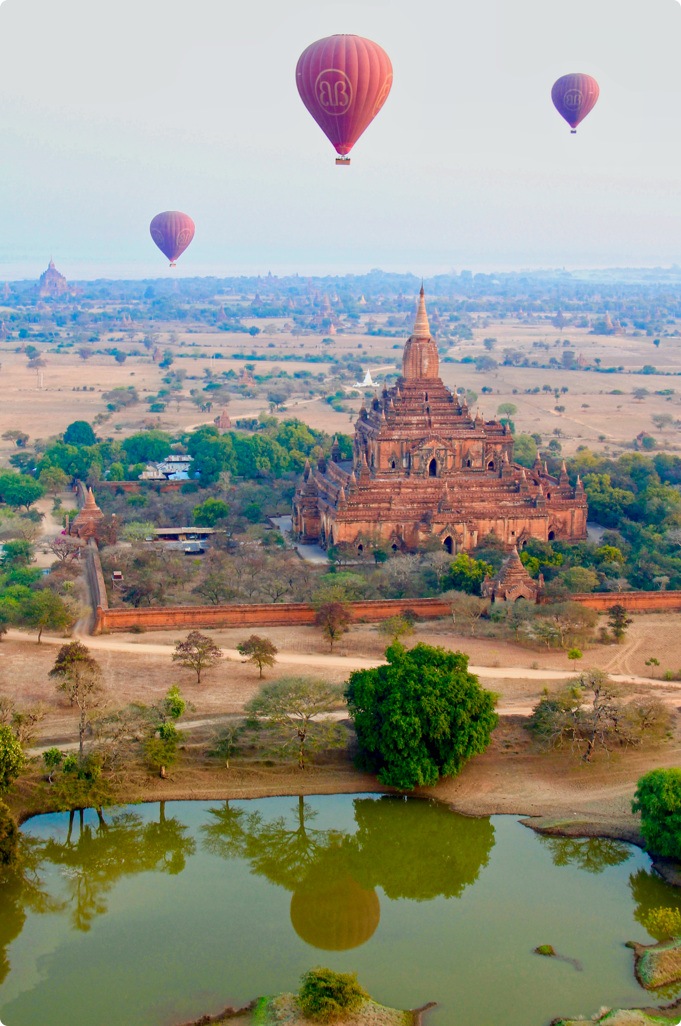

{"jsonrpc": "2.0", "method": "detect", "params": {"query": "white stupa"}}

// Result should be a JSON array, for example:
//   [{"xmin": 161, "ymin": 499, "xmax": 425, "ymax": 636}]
[{"xmin": 355, "ymin": 369, "xmax": 375, "ymax": 387}]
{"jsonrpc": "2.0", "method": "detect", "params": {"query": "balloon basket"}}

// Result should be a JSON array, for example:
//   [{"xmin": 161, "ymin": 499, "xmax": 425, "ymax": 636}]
[
  {"xmin": 169, "ymin": 261, "xmax": 177, "ymax": 267},
  {"xmin": 570, "ymin": 130, "xmax": 577, "ymax": 134},
  {"xmin": 335, "ymin": 157, "xmax": 351, "ymax": 166}
]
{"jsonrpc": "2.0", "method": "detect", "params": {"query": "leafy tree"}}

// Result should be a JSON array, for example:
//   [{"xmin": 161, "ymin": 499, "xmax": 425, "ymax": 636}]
[
  {"xmin": 20, "ymin": 590, "xmax": 72, "ymax": 642},
  {"xmin": 440, "ymin": 553, "xmax": 493, "ymax": 595},
  {"xmin": 497, "ymin": 402, "xmax": 517, "ymax": 418},
  {"xmin": 567, "ymin": 647, "xmax": 583, "ymax": 664},
  {"xmin": 608, "ymin": 604, "xmax": 633, "ymax": 642},
  {"xmin": 0, "ymin": 473, "xmax": 44, "ymax": 511},
  {"xmin": 0, "ymin": 800, "xmax": 19, "ymax": 866},
  {"xmin": 42, "ymin": 747, "xmax": 63, "ymax": 783},
  {"xmin": 172, "ymin": 630, "xmax": 222, "ymax": 683},
  {"xmin": 346, "ymin": 643, "xmax": 498, "ymax": 790},
  {"xmin": 63, "ymin": 421, "xmax": 96, "ymax": 446},
  {"xmin": 298, "ymin": 967, "xmax": 369, "ymax": 1022},
  {"xmin": 633, "ymin": 769, "xmax": 681, "ymax": 859},
  {"xmin": 49, "ymin": 642, "xmax": 105, "ymax": 760},
  {"xmin": 514, "ymin": 433, "xmax": 538, "ymax": 468},
  {"xmin": 314, "ymin": 600, "xmax": 352, "ymax": 651},
  {"xmin": 0, "ymin": 727, "xmax": 25, "ymax": 793},
  {"xmin": 245, "ymin": 676, "xmax": 345, "ymax": 769},
  {"xmin": 192, "ymin": 497, "xmax": 230, "ymax": 526},
  {"xmin": 643, "ymin": 907, "xmax": 681, "ymax": 940},
  {"xmin": 121, "ymin": 430, "xmax": 172, "ymax": 465},
  {"xmin": 38, "ymin": 466, "xmax": 69, "ymax": 494},
  {"xmin": 236, "ymin": 634, "xmax": 278, "ymax": 678},
  {"xmin": 377, "ymin": 615, "xmax": 415, "ymax": 645},
  {"xmin": 0, "ymin": 539, "xmax": 33, "ymax": 569},
  {"xmin": 145, "ymin": 722, "xmax": 182, "ymax": 779}
]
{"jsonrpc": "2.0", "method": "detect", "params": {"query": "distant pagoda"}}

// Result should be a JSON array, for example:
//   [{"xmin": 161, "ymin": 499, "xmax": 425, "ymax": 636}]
[{"xmin": 38, "ymin": 258, "xmax": 69, "ymax": 298}]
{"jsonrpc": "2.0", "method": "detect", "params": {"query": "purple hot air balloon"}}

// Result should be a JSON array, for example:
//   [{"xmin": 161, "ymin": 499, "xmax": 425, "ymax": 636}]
[
  {"xmin": 150, "ymin": 211, "xmax": 195, "ymax": 267},
  {"xmin": 551, "ymin": 74, "xmax": 600, "ymax": 133}
]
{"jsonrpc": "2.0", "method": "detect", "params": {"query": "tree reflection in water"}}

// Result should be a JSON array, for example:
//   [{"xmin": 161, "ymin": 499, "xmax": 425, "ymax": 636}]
[
  {"xmin": 538, "ymin": 836, "xmax": 632, "ymax": 875},
  {"xmin": 202, "ymin": 795, "xmax": 496, "ymax": 950}
]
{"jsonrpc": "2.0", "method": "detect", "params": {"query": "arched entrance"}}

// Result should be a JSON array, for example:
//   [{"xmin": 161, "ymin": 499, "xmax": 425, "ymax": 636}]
[
  {"xmin": 429, "ymin": 458, "xmax": 437, "ymax": 477},
  {"xmin": 443, "ymin": 536, "xmax": 453, "ymax": 554}
]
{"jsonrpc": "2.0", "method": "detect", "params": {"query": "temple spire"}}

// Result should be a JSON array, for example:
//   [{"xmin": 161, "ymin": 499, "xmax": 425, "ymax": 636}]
[{"xmin": 413, "ymin": 283, "xmax": 431, "ymax": 338}]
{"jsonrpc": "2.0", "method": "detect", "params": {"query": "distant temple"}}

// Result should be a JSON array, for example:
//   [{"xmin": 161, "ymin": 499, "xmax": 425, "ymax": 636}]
[
  {"xmin": 293, "ymin": 287, "xmax": 588, "ymax": 555},
  {"xmin": 69, "ymin": 488, "xmax": 104, "ymax": 540},
  {"xmin": 214, "ymin": 409, "xmax": 232, "ymax": 430},
  {"xmin": 37, "ymin": 258, "xmax": 69, "ymax": 298},
  {"xmin": 482, "ymin": 547, "xmax": 542, "ymax": 603}
]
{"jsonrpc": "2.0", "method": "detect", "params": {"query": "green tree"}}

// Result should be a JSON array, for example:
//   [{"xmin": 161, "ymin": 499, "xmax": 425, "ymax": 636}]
[
  {"xmin": 377, "ymin": 615, "xmax": 415, "ymax": 645},
  {"xmin": 42, "ymin": 747, "xmax": 63, "ymax": 783},
  {"xmin": 49, "ymin": 642, "xmax": 105, "ymax": 760},
  {"xmin": 633, "ymin": 769, "xmax": 681, "ymax": 858},
  {"xmin": 38, "ymin": 466, "xmax": 69, "ymax": 494},
  {"xmin": 497, "ymin": 402, "xmax": 518, "ymax": 418},
  {"xmin": 0, "ymin": 727, "xmax": 25, "ymax": 794},
  {"xmin": 567, "ymin": 647, "xmax": 583, "ymax": 664},
  {"xmin": 236, "ymin": 634, "xmax": 278, "ymax": 678},
  {"xmin": 145, "ymin": 722, "xmax": 182, "ymax": 779},
  {"xmin": 20, "ymin": 590, "xmax": 72, "ymax": 642},
  {"xmin": 608, "ymin": 603, "xmax": 633, "ymax": 642},
  {"xmin": 513, "ymin": 434, "xmax": 538, "ymax": 468},
  {"xmin": 0, "ymin": 539, "xmax": 33, "ymax": 569},
  {"xmin": 63, "ymin": 421, "xmax": 96, "ymax": 446},
  {"xmin": 192, "ymin": 497, "xmax": 230, "ymax": 526},
  {"xmin": 245, "ymin": 677, "xmax": 345, "ymax": 769},
  {"xmin": 0, "ymin": 473, "xmax": 44, "ymax": 511},
  {"xmin": 441, "ymin": 553, "xmax": 493, "ymax": 595},
  {"xmin": 346, "ymin": 643, "xmax": 498, "ymax": 790},
  {"xmin": 172, "ymin": 630, "xmax": 222, "ymax": 683}
]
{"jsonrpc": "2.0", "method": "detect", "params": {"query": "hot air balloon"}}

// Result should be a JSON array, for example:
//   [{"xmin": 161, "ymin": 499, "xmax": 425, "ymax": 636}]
[
  {"xmin": 296, "ymin": 34, "xmax": 393, "ymax": 165},
  {"xmin": 149, "ymin": 211, "xmax": 195, "ymax": 267},
  {"xmin": 551, "ymin": 74, "xmax": 599, "ymax": 133}
]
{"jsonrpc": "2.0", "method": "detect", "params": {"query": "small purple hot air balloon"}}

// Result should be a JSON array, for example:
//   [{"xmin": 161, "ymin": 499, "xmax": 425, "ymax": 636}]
[
  {"xmin": 551, "ymin": 74, "xmax": 600, "ymax": 133},
  {"xmin": 150, "ymin": 211, "xmax": 195, "ymax": 267}
]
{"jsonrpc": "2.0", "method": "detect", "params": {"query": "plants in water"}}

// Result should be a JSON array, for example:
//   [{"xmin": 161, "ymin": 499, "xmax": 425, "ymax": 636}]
[{"xmin": 298, "ymin": 967, "xmax": 369, "ymax": 1022}]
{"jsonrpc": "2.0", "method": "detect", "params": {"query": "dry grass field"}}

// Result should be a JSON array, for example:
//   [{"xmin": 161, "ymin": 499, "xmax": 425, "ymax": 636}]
[{"xmin": 1, "ymin": 312, "xmax": 680, "ymax": 463}]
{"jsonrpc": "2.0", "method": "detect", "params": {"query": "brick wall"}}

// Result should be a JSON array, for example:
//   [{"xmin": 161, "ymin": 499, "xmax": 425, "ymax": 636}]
[
  {"xmin": 95, "ymin": 597, "xmax": 453, "ymax": 633},
  {"xmin": 92, "ymin": 589, "xmax": 681, "ymax": 634}
]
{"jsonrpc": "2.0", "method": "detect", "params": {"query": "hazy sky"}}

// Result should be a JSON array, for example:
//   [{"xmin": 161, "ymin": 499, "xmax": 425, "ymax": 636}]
[{"xmin": 0, "ymin": 0, "xmax": 680, "ymax": 278}]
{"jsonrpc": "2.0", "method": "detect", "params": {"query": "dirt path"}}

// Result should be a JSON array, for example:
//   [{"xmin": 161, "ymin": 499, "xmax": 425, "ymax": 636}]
[{"xmin": 6, "ymin": 629, "xmax": 664, "ymax": 686}]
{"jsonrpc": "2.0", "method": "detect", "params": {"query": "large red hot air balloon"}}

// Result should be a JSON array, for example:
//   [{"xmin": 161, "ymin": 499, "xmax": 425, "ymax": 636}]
[
  {"xmin": 149, "ymin": 211, "xmax": 195, "ymax": 267},
  {"xmin": 296, "ymin": 34, "xmax": 393, "ymax": 165},
  {"xmin": 551, "ymin": 74, "xmax": 599, "ymax": 133}
]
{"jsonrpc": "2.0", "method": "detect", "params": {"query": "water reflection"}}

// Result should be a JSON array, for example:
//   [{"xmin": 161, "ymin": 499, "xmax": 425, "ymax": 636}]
[
  {"xmin": 538, "ymin": 836, "xmax": 632, "ymax": 874},
  {"xmin": 202, "ymin": 795, "xmax": 496, "ymax": 950}
]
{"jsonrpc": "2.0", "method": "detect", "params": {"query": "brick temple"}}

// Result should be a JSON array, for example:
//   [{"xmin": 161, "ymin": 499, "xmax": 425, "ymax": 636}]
[{"xmin": 293, "ymin": 287, "xmax": 588, "ymax": 555}]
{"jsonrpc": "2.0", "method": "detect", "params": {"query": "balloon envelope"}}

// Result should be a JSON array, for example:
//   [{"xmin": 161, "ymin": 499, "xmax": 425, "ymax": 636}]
[
  {"xmin": 551, "ymin": 74, "xmax": 599, "ymax": 131},
  {"xmin": 296, "ymin": 34, "xmax": 393, "ymax": 158},
  {"xmin": 149, "ymin": 211, "xmax": 195, "ymax": 266}
]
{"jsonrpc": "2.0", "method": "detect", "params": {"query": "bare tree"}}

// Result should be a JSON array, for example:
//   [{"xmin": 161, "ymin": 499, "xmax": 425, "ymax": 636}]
[
  {"xmin": 49, "ymin": 642, "xmax": 105, "ymax": 761},
  {"xmin": 245, "ymin": 677, "xmax": 346, "ymax": 769},
  {"xmin": 172, "ymin": 631, "xmax": 222, "ymax": 684}
]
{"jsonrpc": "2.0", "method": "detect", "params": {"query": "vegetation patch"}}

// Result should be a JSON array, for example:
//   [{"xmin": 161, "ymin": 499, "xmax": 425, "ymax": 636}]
[{"xmin": 628, "ymin": 938, "xmax": 681, "ymax": 990}]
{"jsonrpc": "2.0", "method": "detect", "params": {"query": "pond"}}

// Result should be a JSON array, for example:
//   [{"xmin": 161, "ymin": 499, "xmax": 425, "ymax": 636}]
[{"xmin": 0, "ymin": 794, "xmax": 680, "ymax": 1026}]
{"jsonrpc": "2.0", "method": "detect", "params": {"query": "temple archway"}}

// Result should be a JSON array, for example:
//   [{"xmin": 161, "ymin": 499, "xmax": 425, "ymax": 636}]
[
  {"xmin": 548, "ymin": 530, "xmax": 555, "ymax": 541},
  {"xmin": 487, "ymin": 460, "xmax": 495, "ymax": 470},
  {"xmin": 443, "ymin": 536, "xmax": 453, "ymax": 554},
  {"xmin": 429, "ymin": 459, "xmax": 437, "ymax": 477}
]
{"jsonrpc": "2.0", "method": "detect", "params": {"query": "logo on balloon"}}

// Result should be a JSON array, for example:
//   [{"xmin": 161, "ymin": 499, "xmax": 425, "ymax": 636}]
[
  {"xmin": 176, "ymin": 229, "xmax": 193, "ymax": 248},
  {"xmin": 150, "ymin": 229, "xmax": 166, "ymax": 248},
  {"xmin": 373, "ymin": 73, "xmax": 393, "ymax": 116},
  {"xmin": 315, "ymin": 69, "xmax": 353, "ymax": 115},
  {"xmin": 563, "ymin": 89, "xmax": 584, "ymax": 109}
]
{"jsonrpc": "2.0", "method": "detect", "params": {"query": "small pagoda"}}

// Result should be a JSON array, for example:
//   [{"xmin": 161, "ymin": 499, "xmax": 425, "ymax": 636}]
[
  {"xmin": 69, "ymin": 488, "xmax": 104, "ymax": 541},
  {"xmin": 481, "ymin": 547, "xmax": 541, "ymax": 604}
]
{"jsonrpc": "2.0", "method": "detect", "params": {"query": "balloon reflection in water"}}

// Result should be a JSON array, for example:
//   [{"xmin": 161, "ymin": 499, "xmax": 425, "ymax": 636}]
[{"xmin": 203, "ymin": 795, "xmax": 495, "ymax": 951}]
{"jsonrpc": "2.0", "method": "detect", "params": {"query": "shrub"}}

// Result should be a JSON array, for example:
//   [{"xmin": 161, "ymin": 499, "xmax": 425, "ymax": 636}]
[
  {"xmin": 633, "ymin": 769, "xmax": 681, "ymax": 858},
  {"xmin": 298, "ymin": 967, "xmax": 369, "ymax": 1022}
]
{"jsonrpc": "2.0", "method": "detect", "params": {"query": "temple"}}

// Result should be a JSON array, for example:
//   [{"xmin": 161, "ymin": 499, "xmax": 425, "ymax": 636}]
[
  {"xmin": 293, "ymin": 287, "xmax": 588, "ymax": 555},
  {"xmin": 37, "ymin": 258, "xmax": 69, "ymax": 298}
]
